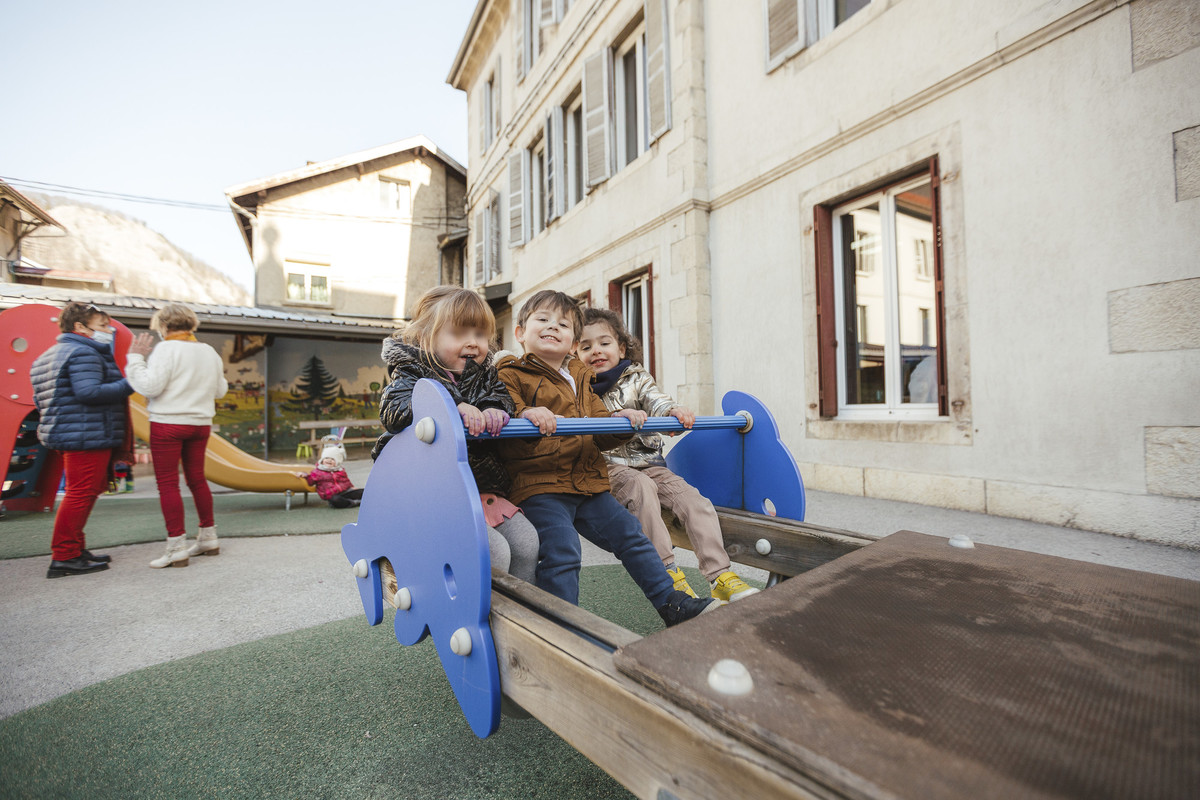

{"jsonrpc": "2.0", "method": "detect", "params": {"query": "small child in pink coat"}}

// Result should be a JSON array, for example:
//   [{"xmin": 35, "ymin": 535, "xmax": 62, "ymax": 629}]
[{"xmin": 294, "ymin": 446, "xmax": 364, "ymax": 508}]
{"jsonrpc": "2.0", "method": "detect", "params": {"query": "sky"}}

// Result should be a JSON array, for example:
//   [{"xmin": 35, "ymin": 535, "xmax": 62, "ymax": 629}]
[{"xmin": 2, "ymin": 0, "xmax": 478, "ymax": 291}]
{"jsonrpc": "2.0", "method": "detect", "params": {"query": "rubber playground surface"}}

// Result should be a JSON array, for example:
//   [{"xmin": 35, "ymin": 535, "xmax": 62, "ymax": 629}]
[{"xmin": 2, "ymin": 466, "xmax": 1198, "ymax": 798}]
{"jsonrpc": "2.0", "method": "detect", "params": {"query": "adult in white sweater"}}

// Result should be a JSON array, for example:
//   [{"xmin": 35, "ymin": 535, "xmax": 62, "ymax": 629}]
[{"xmin": 126, "ymin": 303, "xmax": 228, "ymax": 569}]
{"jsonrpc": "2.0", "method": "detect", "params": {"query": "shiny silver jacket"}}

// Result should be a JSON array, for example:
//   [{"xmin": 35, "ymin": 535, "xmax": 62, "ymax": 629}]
[{"xmin": 595, "ymin": 364, "xmax": 679, "ymax": 469}]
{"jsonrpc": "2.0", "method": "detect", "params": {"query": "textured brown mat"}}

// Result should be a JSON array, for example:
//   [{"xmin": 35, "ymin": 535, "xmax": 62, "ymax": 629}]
[{"xmin": 614, "ymin": 531, "xmax": 1200, "ymax": 800}]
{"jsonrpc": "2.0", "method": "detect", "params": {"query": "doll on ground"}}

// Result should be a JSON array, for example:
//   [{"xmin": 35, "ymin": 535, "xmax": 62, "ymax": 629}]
[
  {"xmin": 372, "ymin": 286, "xmax": 538, "ymax": 582},
  {"xmin": 577, "ymin": 307, "xmax": 759, "ymax": 603},
  {"xmin": 295, "ymin": 446, "xmax": 364, "ymax": 508}
]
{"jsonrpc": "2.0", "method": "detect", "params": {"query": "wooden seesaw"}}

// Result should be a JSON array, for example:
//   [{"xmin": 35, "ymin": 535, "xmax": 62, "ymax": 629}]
[{"xmin": 340, "ymin": 379, "xmax": 1200, "ymax": 800}]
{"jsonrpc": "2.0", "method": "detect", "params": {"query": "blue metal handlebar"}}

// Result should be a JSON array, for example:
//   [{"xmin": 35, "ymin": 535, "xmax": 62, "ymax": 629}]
[{"xmin": 465, "ymin": 412, "xmax": 752, "ymax": 439}]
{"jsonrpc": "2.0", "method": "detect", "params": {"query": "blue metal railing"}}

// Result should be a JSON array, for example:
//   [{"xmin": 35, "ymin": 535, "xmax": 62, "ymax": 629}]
[{"xmin": 464, "ymin": 413, "xmax": 751, "ymax": 439}]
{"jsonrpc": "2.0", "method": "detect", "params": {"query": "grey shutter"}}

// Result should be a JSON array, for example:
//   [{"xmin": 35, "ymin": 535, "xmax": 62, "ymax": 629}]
[
  {"xmin": 545, "ymin": 108, "xmax": 565, "ymax": 223},
  {"xmin": 583, "ymin": 50, "xmax": 612, "ymax": 188},
  {"xmin": 765, "ymin": 0, "xmax": 805, "ymax": 68},
  {"xmin": 539, "ymin": 0, "xmax": 555, "ymax": 26},
  {"xmin": 508, "ymin": 151, "xmax": 526, "ymax": 247},
  {"xmin": 474, "ymin": 208, "xmax": 485, "ymax": 283},
  {"xmin": 514, "ymin": 0, "xmax": 525, "ymax": 82},
  {"xmin": 644, "ymin": 0, "xmax": 671, "ymax": 143}
]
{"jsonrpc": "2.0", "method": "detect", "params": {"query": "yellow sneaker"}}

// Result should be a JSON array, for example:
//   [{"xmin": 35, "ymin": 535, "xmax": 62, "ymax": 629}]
[
  {"xmin": 667, "ymin": 566, "xmax": 698, "ymax": 598},
  {"xmin": 710, "ymin": 571, "xmax": 760, "ymax": 602}
]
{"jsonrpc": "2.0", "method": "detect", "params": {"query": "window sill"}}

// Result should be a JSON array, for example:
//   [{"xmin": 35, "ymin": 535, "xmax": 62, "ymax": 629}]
[
  {"xmin": 282, "ymin": 300, "xmax": 334, "ymax": 310},
  {"xmin": 808, "ymin": 417, "xmax": 973, "ymax": 446}
]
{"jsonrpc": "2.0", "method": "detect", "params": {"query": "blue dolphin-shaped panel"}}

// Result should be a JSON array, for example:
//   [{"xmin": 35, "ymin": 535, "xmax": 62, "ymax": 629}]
[
  {"xmin": 666, "ymin": 390, "xmax": 805, "ymax": 522},
  {"xmin": 341, "ymin": 378, "xmax": 500, "ymax": 738}
]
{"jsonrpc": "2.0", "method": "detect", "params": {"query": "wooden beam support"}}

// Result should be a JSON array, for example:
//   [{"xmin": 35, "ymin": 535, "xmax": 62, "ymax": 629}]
[{"xmin": 666, "ymin": 507, "xmax": 876, "ymax": 578}]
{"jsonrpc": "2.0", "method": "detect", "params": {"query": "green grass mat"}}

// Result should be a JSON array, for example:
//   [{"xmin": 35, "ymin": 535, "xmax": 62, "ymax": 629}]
[
  {"xmin": 0, "ymin": 565, "xmax": 719, "ymax": 798},
  {"xmin": 0, "ymin": 492, "xmax": 355, "ymax": 560}
]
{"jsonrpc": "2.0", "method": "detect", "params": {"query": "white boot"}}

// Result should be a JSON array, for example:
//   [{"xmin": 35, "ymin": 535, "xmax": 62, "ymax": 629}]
[
  {"xmin": 186, "ymin": 526, "xmax": 220, "ymax": 557},
  {"xmin": 149, "ymin": 535, "xmax": 190, "ymax": 568}
]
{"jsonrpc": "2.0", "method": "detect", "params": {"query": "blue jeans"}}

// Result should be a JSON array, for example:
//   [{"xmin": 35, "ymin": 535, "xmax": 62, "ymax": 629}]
[{"xmin": 520, "ymin": 492, "xmax": 674, "ymax": 608}]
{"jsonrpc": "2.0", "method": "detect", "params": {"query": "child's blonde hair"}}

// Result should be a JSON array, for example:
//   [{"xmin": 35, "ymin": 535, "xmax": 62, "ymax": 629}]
[{"xmin": 402, "ymin": 286, "xmax": 497, "ymax": 370}]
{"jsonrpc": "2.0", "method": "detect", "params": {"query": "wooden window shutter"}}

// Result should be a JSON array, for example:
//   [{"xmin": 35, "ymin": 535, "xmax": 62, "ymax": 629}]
[
  {"xmin": 508, "ymin": 151, "xmax": 526, "ymax": 247},
  {"xmin": 929, "ymin": 155, "xmax": 949, "ymax": 416},
  {"xmin": 540, "ymin": 0, "xmax": 556, "ymax": 26},
  {"xmin": 514, "ymin": 0, "xmax": 526, "ymax": 82},
  {"xmin": 583, "ymin": 50, "xmax": 613, "ymax": 188},
  {"xmin": 813, "ymin": 203, "xmax": 838, "ymax": 417},
  {"xmin": 545, "ymin": 110, "xmax": 564, "ymax": 223},
  {"xmin": 474, "ymin": 208, "xmax": 486, "ymax": 284},
  {"xmin": 765, "ymin": 0, "xmax": 804, "ymax": 68},
  {"xmin": 644, "ymin": 0, "xmax": 671, "ymax": 143},
  {"xmin": 479, "ymin": 87, "xmax": 488, "ymax": 156}
]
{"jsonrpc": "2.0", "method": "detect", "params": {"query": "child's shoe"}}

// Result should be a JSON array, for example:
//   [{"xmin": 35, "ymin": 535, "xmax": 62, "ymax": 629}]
[
  {"xmin": 710, "ymin": 571, "xmax": 760, "ymax": 602},
  {"xmin": 656, "ymin": 590, "xmax": 720, "ymax": 627},
  {"xmin": 666, "ymin": 566, "xmax": 698, "ymax": 598}
]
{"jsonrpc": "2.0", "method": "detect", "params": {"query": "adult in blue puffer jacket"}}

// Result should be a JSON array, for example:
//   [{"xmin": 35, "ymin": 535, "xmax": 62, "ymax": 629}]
[{"xmin": 30, "ymin": 302, "xmax": 133, "ymax": 579}]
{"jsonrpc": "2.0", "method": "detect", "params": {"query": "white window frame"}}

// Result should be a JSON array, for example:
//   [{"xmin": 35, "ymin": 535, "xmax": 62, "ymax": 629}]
[
  {"xmin": 622, "ymin": 273, "xmax": 650, "ymax": 349},
  {"xmin": 831, "ymin": 173, "xmax": 938, "ymax": 420},
  {"xmin": 475, "ymin": 192, "xmax": 503, "ymax": 286},
  {"xmin": 283, "ymin": 260, "xmax": 332, "ymax": 307},
  {"xmin": 529, "ymin": 136, "xmax": 546, "ymax": 237},
  {"xmin": 564, "ymin": 91, "xmax": 584, "ymax": 210},
  {"xmin": 378, "ymin": 177, "xmax": 411, "ymax": 217},
  {"xmin": 613, "ymin": 23, "xmax": 647, "ymax": 171}
]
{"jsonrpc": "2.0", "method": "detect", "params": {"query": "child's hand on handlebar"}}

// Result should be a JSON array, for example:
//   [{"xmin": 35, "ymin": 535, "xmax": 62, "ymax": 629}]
[
  {"xmin": 669, "ymin": 406, "xmax": 696, "ymax": 429},
  {"xmin": 481, "ymin": 407, "xmax": 509, "ymax": 437},
  {"xmin": 520, "ymin": 406, "xmax": 558, "ymax": 434},
  {"xmin": 458, "ymin": 403, "xmax": 487, "ymax": 436},
  {"xmin": 614, "ymin": 408, "xmax": 648, "ymax": 429}
]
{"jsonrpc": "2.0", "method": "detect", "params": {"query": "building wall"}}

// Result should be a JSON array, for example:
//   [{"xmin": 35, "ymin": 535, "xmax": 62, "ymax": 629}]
[
  {"xmin": 253, "ymin": 153, "xmax": 466, "ymax": 319},
  {"xmin": 455, "ymin": 0, "xmax": 1200, "ymax": 545}
]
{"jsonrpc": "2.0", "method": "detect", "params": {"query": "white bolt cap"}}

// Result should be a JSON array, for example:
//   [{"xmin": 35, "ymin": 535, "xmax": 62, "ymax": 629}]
[
  {"xmin": 949, "ymin": 534, "xmax": 975, "ymax": 549},
  {"xmin": 414, "ymin": 417, "xmax": 436, "ymax": 444},
  {"xmin": 7, "ymin": 368, "xmax": 15, "ymax": 374},
  {"xmin": 9, "ymin": 394, "xmax": 17, "ymax": 400},
  {"xmin": 450, "ymin": 627, "xmax": 472, "ymax": 656},
  {"xmin": 755, "ymin": 538, "xmax": 772, "ymax": 556},
  {"xmin": 708, "ymin": 659, "xmax": 754, "ymax": 696},
  {"xmin": 352, "ymin": 558, "xmax": 370, "ymax": 578},
  {"xmin": 393, "ymin": 587, "xmax": 412, "ymax": 611}
]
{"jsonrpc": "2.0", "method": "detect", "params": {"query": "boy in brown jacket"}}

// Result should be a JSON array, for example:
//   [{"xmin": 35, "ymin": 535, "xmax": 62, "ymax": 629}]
[{"xmin": 497, "ymin": 290, "xmax": 718, "ymax": 626}]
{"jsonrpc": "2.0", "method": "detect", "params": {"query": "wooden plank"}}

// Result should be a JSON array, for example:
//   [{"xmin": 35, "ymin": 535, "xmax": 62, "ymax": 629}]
[
  {"xmin": 616, "ymin": 531, "xmax": 1200, "ymax": 800},
  {"xmin": 490, "ymin": 593, "xmax": 845, "ymax": 800},
  {"xmin": 665, "ymin": 507, "xmax": 876, "ymax": 578}
]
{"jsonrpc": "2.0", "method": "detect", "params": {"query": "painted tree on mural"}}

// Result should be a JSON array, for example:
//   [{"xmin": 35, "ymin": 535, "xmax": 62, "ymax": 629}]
[{"xmin": 287, "ymin": 355, "xmax": 342, "ymax": 419}]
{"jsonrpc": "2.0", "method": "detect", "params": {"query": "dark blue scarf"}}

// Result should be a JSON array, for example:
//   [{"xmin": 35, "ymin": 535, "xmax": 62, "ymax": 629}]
[{"xmin": 591, "ymin": 359, "xmax": 632, "ymax": 396}]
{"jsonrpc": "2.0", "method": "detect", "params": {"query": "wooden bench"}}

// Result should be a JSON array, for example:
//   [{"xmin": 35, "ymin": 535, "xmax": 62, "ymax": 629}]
[{"xmin": 296, "ymin": 418, "xmax": 382, "ymax": 459}]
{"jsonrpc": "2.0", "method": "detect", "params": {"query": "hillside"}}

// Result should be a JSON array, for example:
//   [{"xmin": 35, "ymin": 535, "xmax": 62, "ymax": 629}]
[{"xmin": 19, "ymin": 195, "xmax": 251, "ymax": 306}]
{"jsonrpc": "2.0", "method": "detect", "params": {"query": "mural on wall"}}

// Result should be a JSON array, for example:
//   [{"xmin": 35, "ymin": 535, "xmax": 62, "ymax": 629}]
[
  {"xmin": 267, "ymin": 336, "xmax": 387, "ymax": 457},
  {"xmin": 198, "ymin": 332, "xmax": 268, "ymax": 456}
]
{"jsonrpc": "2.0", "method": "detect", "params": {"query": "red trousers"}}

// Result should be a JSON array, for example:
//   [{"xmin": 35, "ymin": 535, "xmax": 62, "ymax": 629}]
[
  {"xmin": 51, "ymin": 448, "xmax": 112, "ymax": 561},
  {"xmin": 150, "ymin": 422, "xmax": 214, "ymax": 537}
]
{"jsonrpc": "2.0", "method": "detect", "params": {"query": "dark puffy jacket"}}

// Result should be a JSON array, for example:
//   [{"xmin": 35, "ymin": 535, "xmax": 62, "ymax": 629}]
[
  {"xmin": 373, "ymin": 339, "xmax": 515, "ymax": 494},
  {"xmin": 31, "ymin": 333, "xmax": 132, "ymax": 451}
]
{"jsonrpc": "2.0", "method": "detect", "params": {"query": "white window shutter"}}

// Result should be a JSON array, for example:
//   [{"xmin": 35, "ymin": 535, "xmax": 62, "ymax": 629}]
[
  {"xmin": 583, "ymin": 50, "xmax": 612, "ymax": 189},
  {"xmin": 546, "ymin": 107, "xmax": 564, "ymax": 221},
  {"xmin": 489, "ymin": 192, "xmax": 501, "ymax": 277},
  {"xmin": 474, "ymin": 208, "xmax": 485, "ymax": 284},
  {"xmin": 479, "ymin": 88, "xmax": 488, "ymax": 155},
  {"xmin": 493, "ymin": 62, "xmax": 502, "ymax": 140},
  {"xmin": 508, "ymin": 151, "xmax": 526, "ymax": 247},
  {"xmin": 539, "ymin": 0, "xmax": 556, "ymax": 26},
  {"xmin": 765, "ymin": 0, "xmax": 805, "ymax": 69},
  {"xmin": 514, "ymin": 0, "xmax": 526, "ymax": 82},
  {"xmin": 644, "ymin": 0, "xmax": 671, "ymax": 143}
]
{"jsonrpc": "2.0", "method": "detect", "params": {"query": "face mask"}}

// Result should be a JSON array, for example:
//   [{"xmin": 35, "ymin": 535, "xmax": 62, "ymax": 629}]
[{"xmin": 91, "ymin": 330, "xmax": 115, "ymax": 345}]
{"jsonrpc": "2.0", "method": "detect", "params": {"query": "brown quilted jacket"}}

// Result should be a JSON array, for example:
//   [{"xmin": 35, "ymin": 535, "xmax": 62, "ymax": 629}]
[{"xmin": 496, "ymin": 352, "xmax": 632, "ymax": 504}]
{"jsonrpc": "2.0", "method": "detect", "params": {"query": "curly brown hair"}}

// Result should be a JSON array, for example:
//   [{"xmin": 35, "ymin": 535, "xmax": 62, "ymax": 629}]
[{"xmin": 581, "ymin": 307, "xmax": 643, "ymax": 364}]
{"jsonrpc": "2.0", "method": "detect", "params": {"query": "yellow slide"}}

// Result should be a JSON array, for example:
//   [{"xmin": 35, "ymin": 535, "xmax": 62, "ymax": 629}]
[{"xmin": 129, "ymin": 396, "xmax": 312, "ymax": 494}]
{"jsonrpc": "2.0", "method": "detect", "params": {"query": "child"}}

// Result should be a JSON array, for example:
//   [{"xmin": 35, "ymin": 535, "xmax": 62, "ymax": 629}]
[
  {"xmin": 579, "ymin": 308, "xmax": 760, "ymax": 603},
  {"xmin": 372, "ymin": 287, "xmax": 539, "ymax": 582},
  {"xmin": 295, "ymin": 446, "xmax": 363, "ymax": 508},
  {"xmin": 496, "ymin": 290, "xmax": 719, "ymax": 626}
]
